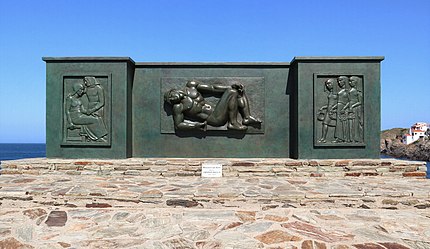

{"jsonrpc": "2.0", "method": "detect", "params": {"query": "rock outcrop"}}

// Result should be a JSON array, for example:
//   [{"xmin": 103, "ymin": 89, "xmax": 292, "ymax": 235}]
[{"xmin": 381, "ymin": 128, "xmax": 430, "ymax": 162}]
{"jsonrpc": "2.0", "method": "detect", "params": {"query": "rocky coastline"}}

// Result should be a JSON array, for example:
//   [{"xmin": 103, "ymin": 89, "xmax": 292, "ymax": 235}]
[{"xmin": 381, "ymin": 128, "xmax": 430, "ymax": 162}]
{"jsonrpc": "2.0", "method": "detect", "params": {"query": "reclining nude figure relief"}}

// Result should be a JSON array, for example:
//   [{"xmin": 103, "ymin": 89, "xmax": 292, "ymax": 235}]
[{"xmin": 164, "ymin": 80, "xmax": 261, "ymax": 131}]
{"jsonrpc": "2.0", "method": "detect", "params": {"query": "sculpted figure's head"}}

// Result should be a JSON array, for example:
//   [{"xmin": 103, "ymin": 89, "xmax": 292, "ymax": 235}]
[
  {"xmin": 324, "ymin": 78, "xmax": 336, "ymax": 92},
  {"xmin": 349, "ymin": 76, "xmax": 360, "ymax": 87},
  {"xmin": 337, "ymin": 76, "xmax": 348, "ymax": 88},
  {"xmin": 186, "ymin": 80, "xmax": 198, "ymax": 88},
  {"xmin": 164, "ymin": 89, "xmax": 184, "ymax": 105},
  {"xmin": 84, "ymin": 76, "xmax": 98, "ymax": 87},
  {"xmin": 72, "ymin": 83, "xmax": 85, "ymax": 97}
]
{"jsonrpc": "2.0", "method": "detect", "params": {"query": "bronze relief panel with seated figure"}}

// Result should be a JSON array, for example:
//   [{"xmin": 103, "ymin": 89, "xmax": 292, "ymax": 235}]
[
  {"xmin": 62, "ymin": 75, "xmax": 111, "ymax": 146},
  {"xmin": 314, "ymin": 74, "xmax": 364, "ymax": 147}
]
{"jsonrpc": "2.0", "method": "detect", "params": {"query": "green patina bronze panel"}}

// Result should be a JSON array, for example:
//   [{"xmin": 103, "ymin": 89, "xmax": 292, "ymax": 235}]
[
  {"xmin": 132, "ymin": 65, "xmax": 290, "ymax": 158},
  {"xmin": 43, "ymin": 57, "xmax": 383, "ymax": 159},
  {"xmin": 43, "ymin": 57, "xmax": 134, "ymax": 159},
  {"xmin": 291, "ymin": 57, "xmax": 384, "ymax": 159}
]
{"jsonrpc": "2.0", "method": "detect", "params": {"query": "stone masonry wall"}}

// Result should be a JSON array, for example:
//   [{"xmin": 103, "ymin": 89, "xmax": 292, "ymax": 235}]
[{"xmin": 1, "ymin": 158, "xmax": 427, "ymax": 178}]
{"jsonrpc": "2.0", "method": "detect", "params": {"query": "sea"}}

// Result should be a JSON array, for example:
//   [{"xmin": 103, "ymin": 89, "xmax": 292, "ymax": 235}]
[
  {"xmin": 0, "ymin": 143, "xmax": 428, "ymax": 178},
  {"xmin": 0, "ymin": 143, "xmax": 46, "ymax": 161}
]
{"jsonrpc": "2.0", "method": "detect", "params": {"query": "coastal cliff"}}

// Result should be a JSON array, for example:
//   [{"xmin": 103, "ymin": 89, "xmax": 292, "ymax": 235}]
[{"xmin": 381, "ymin": 128, "xmax": 430, "ymax": 161}]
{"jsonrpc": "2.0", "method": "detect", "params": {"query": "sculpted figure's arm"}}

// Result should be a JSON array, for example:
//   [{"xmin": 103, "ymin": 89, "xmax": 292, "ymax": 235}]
[
  {"xmin": 172, "ymin": 104, "xmax": 206, "ymax": 131},
  {"xmin": 330, "ymin": 103, "xmax": 338, "ymax": 112},
  {"xmin": 188, "ymin": 80, "xmax": 245, "ymax": 96},
  {"xmin": 341, "ymin": 102, "xmax": 350, "ymax": 113},
  {"xmin": 187, "ymin": 80, "xmax": 230, "ymax": 94},
  {"xmin": 351, "ymin": 92, "xmax": 362, "ymax": 109},
  {"xmin": 351, "ymin": 101, "xmax": 361, "ymax": 109},
  {"xmin": 319, "ymin": 105, "xmax": 328, "ymax": 112}
]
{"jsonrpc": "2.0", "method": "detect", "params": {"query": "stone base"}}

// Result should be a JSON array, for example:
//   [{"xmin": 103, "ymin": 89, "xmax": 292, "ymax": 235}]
[
  {"xmin": 1, "ymin": 158, "xmax": 427, "ymax": 178},
  {"xmin": 1, "ymin": 170, "xmax": 429, "ymax": 248}
]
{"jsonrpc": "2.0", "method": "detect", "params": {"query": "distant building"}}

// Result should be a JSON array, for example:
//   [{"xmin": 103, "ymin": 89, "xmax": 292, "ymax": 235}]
[{"xmin": 402, "ymin": 122, "xmax": 429, "ymax": 144}]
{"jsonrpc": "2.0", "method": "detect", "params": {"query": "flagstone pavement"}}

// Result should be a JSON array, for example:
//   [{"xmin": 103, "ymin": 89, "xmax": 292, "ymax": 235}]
[{"xmin": 0, "ymin": 169, "xmax": 429, "ymax": 249}]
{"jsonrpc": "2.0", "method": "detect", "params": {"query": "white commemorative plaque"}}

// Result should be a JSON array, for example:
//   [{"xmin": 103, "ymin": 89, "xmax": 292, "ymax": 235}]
[{"xmin": 201, "ymin": 162, "xmax": 223, "ymax": 177}]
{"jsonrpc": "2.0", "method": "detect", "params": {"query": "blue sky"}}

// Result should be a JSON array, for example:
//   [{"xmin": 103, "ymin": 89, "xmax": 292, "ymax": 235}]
[{"xmin": 0, "ymin": 0, "xmax": 429, "ymax": 143}]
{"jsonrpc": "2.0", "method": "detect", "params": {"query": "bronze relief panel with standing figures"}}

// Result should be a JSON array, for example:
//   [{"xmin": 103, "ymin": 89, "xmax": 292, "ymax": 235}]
[{"xmin": 314, "ymin": 74, "xmax": 364, "ymax": 147}]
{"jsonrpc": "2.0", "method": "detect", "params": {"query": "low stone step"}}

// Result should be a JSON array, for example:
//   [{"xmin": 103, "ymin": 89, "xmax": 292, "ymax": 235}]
[
  {"xmin": 1, "ymin": 158, "xmax": 427, "ymax": 178},
  {"xmin": 1, "ymin": 174, "xmax": 429, "ymax": 210}
]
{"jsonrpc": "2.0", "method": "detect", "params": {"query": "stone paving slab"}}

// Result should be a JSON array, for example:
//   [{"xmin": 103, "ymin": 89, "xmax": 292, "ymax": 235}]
[
  {"xmin": 0, "ymin": 172, "xmax": 430, "ymax": 248},
  {"xmin": 0, "ymin": 207, "xmax": 429, "ymax": 249}
]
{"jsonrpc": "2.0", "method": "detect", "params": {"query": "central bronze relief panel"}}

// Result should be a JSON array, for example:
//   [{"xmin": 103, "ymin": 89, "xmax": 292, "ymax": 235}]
[{"xmin": 161, "ymin": 77, "xmax": 265, "ymax": 134}]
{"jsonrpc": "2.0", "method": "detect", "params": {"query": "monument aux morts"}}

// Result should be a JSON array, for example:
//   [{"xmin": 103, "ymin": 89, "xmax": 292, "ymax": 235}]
[{"xmin": 43, "ymin": 56, "xmax": 384, "ymax": 159}]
